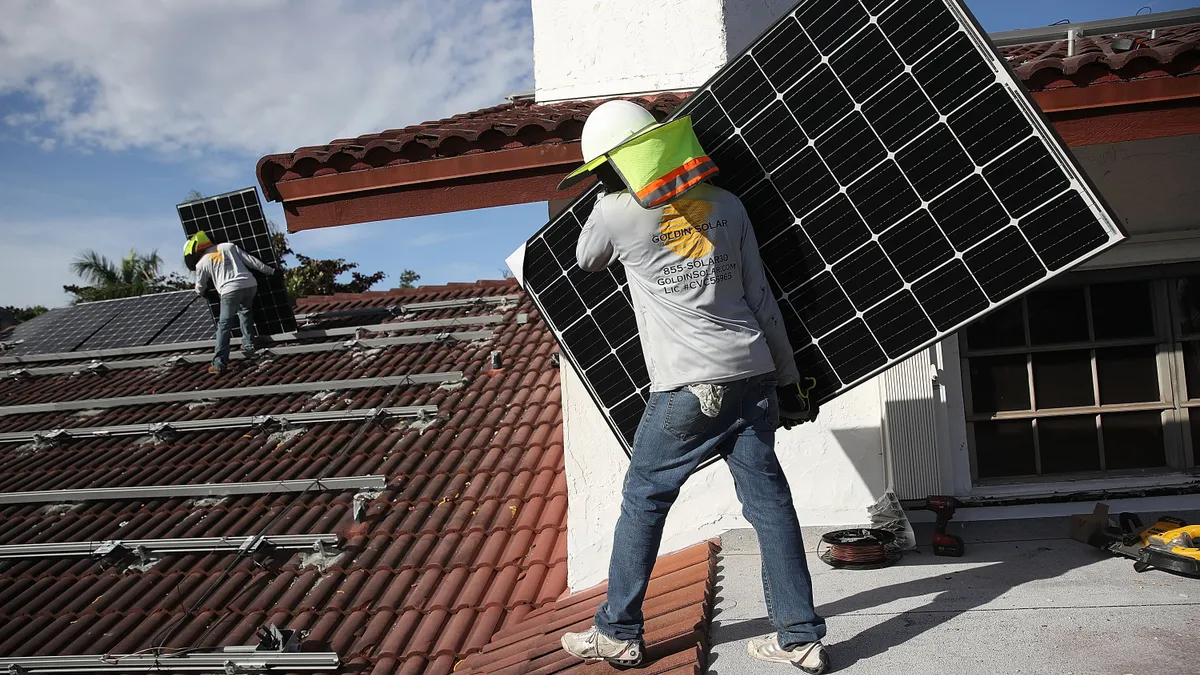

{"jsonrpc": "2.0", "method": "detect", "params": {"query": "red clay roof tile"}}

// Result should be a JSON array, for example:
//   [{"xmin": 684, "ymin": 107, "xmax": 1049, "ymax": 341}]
[
  {"xmin": 256, "ymin": 25, "xmax": 1199, "ymax": 201},
  {"xmin": 460, "ymin": 541, "xmax": 719, "ymax": 675},
  {"xmin": 0, "ymin": 282, "xmax": 568, "ymax": 672}
]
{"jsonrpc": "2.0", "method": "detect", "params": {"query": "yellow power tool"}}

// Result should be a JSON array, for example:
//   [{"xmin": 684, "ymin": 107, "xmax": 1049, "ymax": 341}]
[{"xmin": 1134, "ymin": 522, "xmax": 1200, "ymax": 578}]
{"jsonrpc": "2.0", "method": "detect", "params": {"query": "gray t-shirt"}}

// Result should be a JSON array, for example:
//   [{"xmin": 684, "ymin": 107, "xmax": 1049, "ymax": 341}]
[
  {"xmin": 195, "ymin": 242, "xmax": 274, "ymax": 296},
  {"xmin": 576, "ymin": 183, "xmax": 800, "ymax": 392}
]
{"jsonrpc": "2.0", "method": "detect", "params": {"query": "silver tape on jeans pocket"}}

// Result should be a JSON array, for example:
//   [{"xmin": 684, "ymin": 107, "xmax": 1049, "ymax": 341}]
[{"xmin": 686, "ymin": 383, "xmax": 726, "ymax": 417}]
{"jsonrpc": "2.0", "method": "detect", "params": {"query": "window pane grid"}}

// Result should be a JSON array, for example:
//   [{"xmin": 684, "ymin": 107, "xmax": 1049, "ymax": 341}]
[
  {"xmin": 964, "ymin": 277, "xmax": 1184, "ymax": 480},
  {"xmin": 964, "ymin": 335, "xmax": 1159, "ymax": 358}
]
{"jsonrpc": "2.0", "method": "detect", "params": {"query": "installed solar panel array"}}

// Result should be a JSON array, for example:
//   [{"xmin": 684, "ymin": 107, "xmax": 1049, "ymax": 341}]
[
  {"xmin": 2, "ymin": 292, "xmax": 213, "ymax": 356},
  {"xmin": 177, "ymin": 187, "xmax": 297, "ymax": 336},
  {"xmin": 518, "ymin": 0, "xmax": 1124, "ymax": 453}
]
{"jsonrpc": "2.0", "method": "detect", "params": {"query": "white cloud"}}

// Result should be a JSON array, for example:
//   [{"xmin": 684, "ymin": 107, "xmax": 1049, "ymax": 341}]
[{"xmin": 0, "ymin": 0, "xmax": 534, "ymax": 157}]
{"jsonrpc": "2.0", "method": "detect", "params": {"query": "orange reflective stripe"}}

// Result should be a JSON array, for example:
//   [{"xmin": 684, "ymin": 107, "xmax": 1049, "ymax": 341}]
[
  {"xmin": 635, "ymin": 156, "xmax": 719, "ymax": 208},
  {"xmin": 636, "ymin": 156, "xmax": 712, "ymax": 200}
]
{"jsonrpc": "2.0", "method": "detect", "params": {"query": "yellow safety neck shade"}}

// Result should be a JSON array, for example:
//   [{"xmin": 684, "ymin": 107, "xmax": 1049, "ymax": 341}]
[
  {"xmin": 608, "ymin": 117, "xmax": 718, "ymax": 208},
  {"xmin": 183, "ymin": 230, "xmax": 212, "ymax": 256},
  {"xmin": 558, "ymin": 117, "xmax": 719, "ymax": 208}
]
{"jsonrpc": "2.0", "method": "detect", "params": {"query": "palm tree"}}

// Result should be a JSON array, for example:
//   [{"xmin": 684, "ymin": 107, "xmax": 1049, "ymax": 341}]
[{"xmin": 64, "ymin": 249, "xmax": 183, "ymax": 303}]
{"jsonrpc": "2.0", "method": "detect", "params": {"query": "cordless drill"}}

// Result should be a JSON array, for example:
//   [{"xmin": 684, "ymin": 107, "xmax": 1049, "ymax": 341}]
[{"xmin": 925, "ymin": 496, "xmax": 965, "ymax": 557}]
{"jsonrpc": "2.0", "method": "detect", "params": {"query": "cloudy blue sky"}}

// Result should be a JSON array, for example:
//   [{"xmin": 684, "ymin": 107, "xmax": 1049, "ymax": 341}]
[{"xmin": 1, "ymin": 0, "xmax": 1192, "ymax": 308}]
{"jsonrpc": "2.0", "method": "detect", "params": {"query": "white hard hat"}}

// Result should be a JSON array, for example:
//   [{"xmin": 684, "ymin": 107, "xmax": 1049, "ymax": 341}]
[
  {"xmin": 559, "ymin": 100, "xmax": 658, "ymax": 189},
  {"xmin": 581, "ymin": 100, "xmax": 657, "ymax": 164}
]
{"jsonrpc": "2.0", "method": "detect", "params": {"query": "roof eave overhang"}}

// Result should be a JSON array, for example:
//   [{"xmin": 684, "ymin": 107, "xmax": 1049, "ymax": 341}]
[{"xmin": 269, "ymin": 76, "xmax": 1200, "ymax": 232}]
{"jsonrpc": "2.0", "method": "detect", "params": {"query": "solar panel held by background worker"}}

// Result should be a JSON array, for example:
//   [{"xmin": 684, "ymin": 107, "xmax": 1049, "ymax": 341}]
[{"xmin": 184, "ymin": 230, "xmax": 281, "ymax": 374}]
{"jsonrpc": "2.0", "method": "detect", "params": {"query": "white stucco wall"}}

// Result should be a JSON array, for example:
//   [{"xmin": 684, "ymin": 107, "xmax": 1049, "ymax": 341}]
[
  {"xmin": 562, "ymin": 359, "xmax": 887, "ymax": 590},
  {"xmin": 722, "ymin": 0, "xmax": 801, "ymax": 59},
  {"xmin": 531, "ymin": 0, "xmax": 793, "ymax": 102}
]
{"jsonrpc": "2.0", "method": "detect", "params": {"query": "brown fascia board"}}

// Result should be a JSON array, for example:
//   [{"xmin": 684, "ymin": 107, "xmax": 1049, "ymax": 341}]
[
  {"xmin": 274, "ymin": 77, "xmax": 1200, "ymax": 231},
  {"xmin": 276, "ymin": 143, "xmax": 582, "ymax": 202},
  {"xmin": 1031, "ymin": 75, "xmax": 1200, "ymax": 112}
]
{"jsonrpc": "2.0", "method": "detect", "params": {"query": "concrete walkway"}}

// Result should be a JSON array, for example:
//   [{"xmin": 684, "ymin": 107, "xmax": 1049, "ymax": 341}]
[{"xmin": 708, "ymin": 524, "xmax": 1200, "ymax": 675}]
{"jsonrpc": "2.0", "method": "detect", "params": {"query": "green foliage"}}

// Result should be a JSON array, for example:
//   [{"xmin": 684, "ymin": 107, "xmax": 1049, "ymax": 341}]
[
  {"xmin": 268, "ymin": 221, "xmax": 414, "ymax": 298},
  {"xmin": 398, "ymin": 269, "xmax": 421, "ymax": 289},
  {"xmin": 64, "ymin": 249, "xmax": 191, "ymax": 304},
  {"xmin": 2, "ymin": 306, "xmax": 48, "ymax": 323}
]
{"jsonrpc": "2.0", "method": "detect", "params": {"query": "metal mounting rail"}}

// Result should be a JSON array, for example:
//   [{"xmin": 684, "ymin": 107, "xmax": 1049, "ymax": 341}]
[
  {"xmin": 0, "ymin": 533, "xmax": 340, "ymax": 560},
  {"xmin": 0, "ymin": 405, "xmax": 438, "ymax": 444},
  {"xmin": 294, "ymin": 294, "xmax": 521, "ymax": 322},
  {"xmin": 0, "ymin": 475, "xmax": 386, "ymax": 505},
  {"xmin": 13, "ymin": 330, "xmax": 494, "ymax": 378},
  {"xmin": 0, "ymin": 373, "xmax": 461, "ymax": 417},
  {"xmin": 0, "ymin": 651, "xmax": 340, "ymax": 672},
  {"xmin": 989, "ymin": 7, "xmax": 1200, "ymax": 47},
  {"xmin": 0, "ymin": 314, "xmax": 505, "ymax": 366}
]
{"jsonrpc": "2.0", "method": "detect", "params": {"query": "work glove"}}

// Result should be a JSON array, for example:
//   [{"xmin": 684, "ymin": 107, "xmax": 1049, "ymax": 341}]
[{"xmin": 777, "ymin": 378, "xmax": 818, "ymax": 429}]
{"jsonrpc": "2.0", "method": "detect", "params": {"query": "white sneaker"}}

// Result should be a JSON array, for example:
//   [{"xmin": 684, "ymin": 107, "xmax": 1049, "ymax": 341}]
[
  {"xmin": 747, "ymin": 634, "xmax": 830, "ymax": 673},
  {"xmin": 560, "ymin": 625, "xmax": 644, "ymax": 666}
]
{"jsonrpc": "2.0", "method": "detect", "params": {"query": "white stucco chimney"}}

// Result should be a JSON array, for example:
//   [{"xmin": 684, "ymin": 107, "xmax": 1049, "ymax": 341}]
[{"xmin": 532, "ymin": 0, "xmax": 796, "ymax": 102}]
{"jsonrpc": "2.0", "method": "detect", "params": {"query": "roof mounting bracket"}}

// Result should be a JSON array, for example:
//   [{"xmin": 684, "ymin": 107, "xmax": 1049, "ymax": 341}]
[
  {"xmin": 255, "ymin": 625, "xmax": 299, "ymax": 653},
  {"xmin": 253, "ymin": 416, "xmax": 299, "ymax": 434},
  {"xmin": 238, "ymin": 535, "xmax": 266, "ymax": 554},
  {"xmin": 303, "ymin": 539, "xmax": 340, "ymax": 572},
  {"xmin": 252, "ymin": 348, "xmax": 277, "ymax": 361},
  {"xmin": 149, "ymin": 423, "xmax": 180, "ymax": 443},
  {"xmin": 31, "ymin": 429, "xmax": 70, "ymax": 448},
  {"xmin": 92, "ymin": 540, "xmax": 123, "ymax": 557},
  {"xmin": 133, "ymin": 544, "xmax": 152, "ymax": 564}
]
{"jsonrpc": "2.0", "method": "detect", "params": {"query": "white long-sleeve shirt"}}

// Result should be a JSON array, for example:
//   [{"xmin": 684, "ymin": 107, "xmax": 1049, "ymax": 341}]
[
  {"xmin": 195, "ymin": 243, "xmax": 275, "ymax": 296},
  {"xmin": 576, "ymin": 183, "xmax": 800, "ymax": 391}
]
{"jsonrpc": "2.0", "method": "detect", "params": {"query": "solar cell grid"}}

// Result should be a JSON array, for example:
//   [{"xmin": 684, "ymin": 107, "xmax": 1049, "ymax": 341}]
[
  {"xmin": 149, "ymin": 295, "xmax": 215, "ymax": 345},
  {"xmin": 518, "ymin": 0, "xmax": 1124, "ymax": 454},
  {"xmin": 16, "ymin": 299, "xmax": 128, "ymax": 355},
  {"xmin": 178, "ymin": 187, "xmax": 296, "ymax": 337},
  {"xmin": 77, "ymin": 291, "xmax": 197, "ymax": 350}
]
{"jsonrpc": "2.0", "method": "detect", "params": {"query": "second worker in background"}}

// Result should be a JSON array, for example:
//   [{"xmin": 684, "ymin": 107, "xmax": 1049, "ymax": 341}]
[{"xmin": 184, "ymin": 231, "xmax": 280, "ymax": 375}]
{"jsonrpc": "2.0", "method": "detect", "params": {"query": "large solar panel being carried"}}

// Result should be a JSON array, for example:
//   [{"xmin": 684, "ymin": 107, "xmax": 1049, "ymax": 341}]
[
  {"xmin": 177, "ymin": 187, "xmax": 297, "ymax": 336},
  {"xmin": 513, "ymin": 0, "xmax": 1125, "ymax": 453}
]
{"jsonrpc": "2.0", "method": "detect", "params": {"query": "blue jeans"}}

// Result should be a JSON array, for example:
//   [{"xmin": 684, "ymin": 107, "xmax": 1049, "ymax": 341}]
[
  {"xmin": 594, "ymin": 373, "xmax": 827, "ymax": 648},
  {"xmin": 214, "ymin": 287, "xmax": 258, "ymax": 368}
]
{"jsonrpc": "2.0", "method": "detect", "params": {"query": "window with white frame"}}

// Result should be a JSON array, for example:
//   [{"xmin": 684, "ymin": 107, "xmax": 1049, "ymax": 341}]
[{"xmin": 961, "ymin": 270, "xmax": 1198, "ymax": 483}]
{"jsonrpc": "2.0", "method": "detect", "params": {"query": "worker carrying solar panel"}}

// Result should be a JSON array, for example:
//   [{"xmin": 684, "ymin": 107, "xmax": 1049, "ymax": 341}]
[
  {"xmin": 558, "ymin": 100, "xmax": 830, "ymax": 673},
  {"xmin": 184, "ymin": 231, "xmax": 281, "ymax": 375}
]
